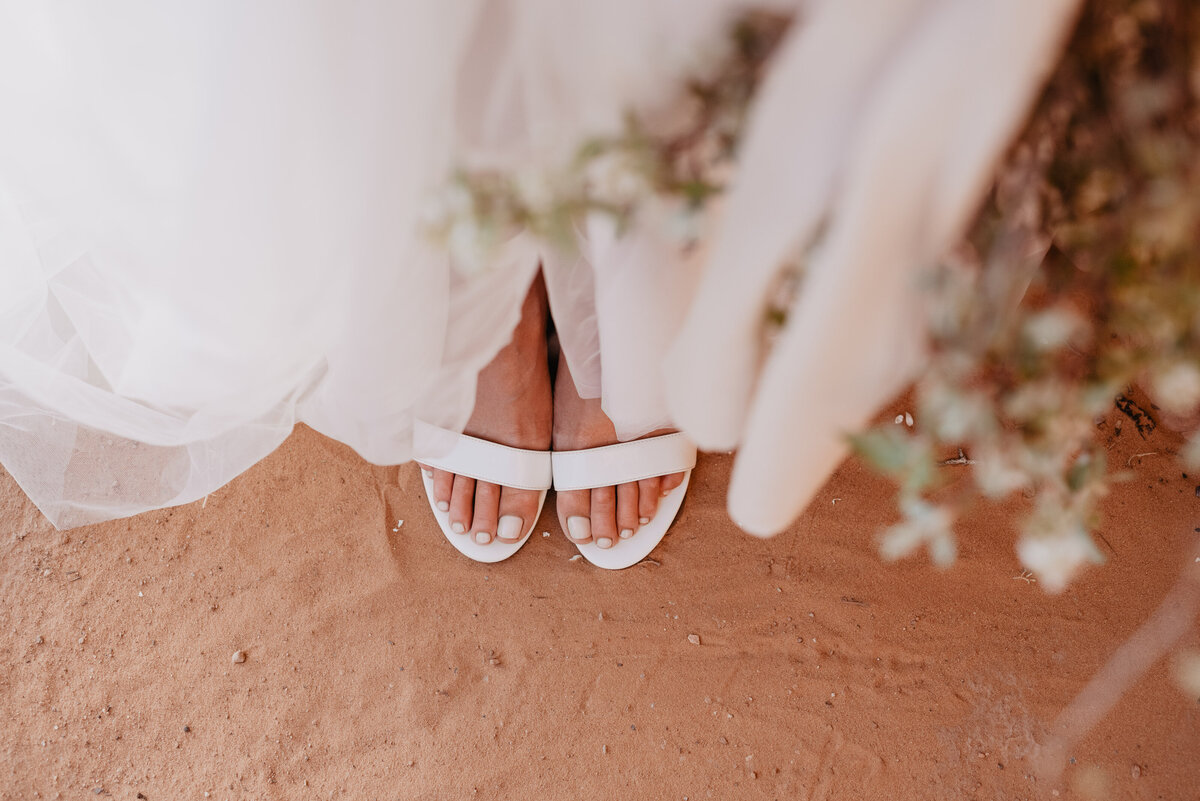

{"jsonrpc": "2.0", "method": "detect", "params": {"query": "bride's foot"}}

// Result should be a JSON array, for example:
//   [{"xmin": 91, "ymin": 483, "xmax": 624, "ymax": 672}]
[
  {"xmin": 552, "ymin": 352, "xmax": 685, "ymax": 550},
  {"xmin": 419, "ymin": 275, "xmax": 552, "ymax": 546}
]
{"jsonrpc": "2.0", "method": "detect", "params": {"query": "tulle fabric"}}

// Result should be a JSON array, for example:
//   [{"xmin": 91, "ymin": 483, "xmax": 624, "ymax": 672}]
[{"xmin": 0, "ymin": 0, "xmax": 773, "ymax": 527}]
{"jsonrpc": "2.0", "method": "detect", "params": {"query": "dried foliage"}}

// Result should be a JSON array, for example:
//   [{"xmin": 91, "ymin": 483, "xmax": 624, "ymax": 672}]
[
  {"xmin": 428, "ymin": 2, "xmax": 1199, "ymax": 592},
  {"xmin": 854, "ymin": 0, "xmax": 1200, "ymax": 591},
  {"xmin": 422, "ymin": 12, "xmax": 790, "ymax": 273}
]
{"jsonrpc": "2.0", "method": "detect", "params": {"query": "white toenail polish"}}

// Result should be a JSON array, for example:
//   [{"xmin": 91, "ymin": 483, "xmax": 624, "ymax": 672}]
[
  {"xmin": 619, "ymin": 529, "xmax": 633, "ymax": 540},
  {"xmin": 596, "ymin": 537, "xmax": 613, "ymax": 549},
  {"xmin": 639, "ymin": 517, "xmax": 650, "ymax": 525},
  {"xmin": 474, "ymin": 531, "xmax": 491, "ymax": 545},
  {"xmin": 498, "ymin": 515, "xmax": 523, "ymax": 541},
  {"xmin": 567, "ymin": 516, "xmax": 591, "ymax": 542},
  {"xmin": 451, "ymin": 522, "xmax": 466, "ymax": 534},
  {"xmin": 436, "ymin": 501, "xmax": 450, "ymax": 512}
]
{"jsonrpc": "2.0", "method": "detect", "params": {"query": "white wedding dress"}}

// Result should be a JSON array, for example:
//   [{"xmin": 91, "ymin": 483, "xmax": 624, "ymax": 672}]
[{"xmin": 0, "ymin": 0, "xmax": 1079, "ymax": 531}]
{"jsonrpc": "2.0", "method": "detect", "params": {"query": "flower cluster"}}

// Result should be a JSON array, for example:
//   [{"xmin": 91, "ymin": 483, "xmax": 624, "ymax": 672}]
[
  {"xmin": 852, "ymin": 0, "xmax": 1200, "ymax": 591},
  {"xmin": 422, "ymin": 12, "xmax": 791, "ymax": 274}
]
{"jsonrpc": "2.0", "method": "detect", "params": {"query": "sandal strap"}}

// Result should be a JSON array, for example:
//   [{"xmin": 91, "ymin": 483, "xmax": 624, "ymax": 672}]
[
  {"xmin": 413, "ymin": 421, "xmax": 552, "ymax": 491},
  {"xmin": 551, "ymin": 433, "xmax": 697, "ymax": 491}
]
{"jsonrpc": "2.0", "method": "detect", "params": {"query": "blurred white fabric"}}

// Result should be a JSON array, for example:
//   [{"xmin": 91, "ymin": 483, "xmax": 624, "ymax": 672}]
[
  {"xmin": 0, "ymin": 0, "xmax": 1078, "ymax": 532},
  {"xmin": 0, "ymin": 0, "xmax": 765, "ymax": 526},
  {"xmin": 665, "ymin": 0, "xmax": 1081, "ymax": 535}
]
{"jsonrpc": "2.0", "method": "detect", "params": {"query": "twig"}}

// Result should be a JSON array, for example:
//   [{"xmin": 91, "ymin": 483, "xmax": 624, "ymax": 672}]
[
  {"xmin": 1035, "ymin": 542, "xmax": 1200, "ymax": 782},
  {"xmin": 1126, "ymin": 451, "xmax": 1157, "ymax": 467},
  {"xmin": 939, "ymin": 448, "xmax": 977, "ymax": 466}
]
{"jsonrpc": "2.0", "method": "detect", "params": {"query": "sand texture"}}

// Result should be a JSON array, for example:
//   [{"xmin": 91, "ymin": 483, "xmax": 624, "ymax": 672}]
[{"xmin": 1, "ymin": 407, "xmax": 1197, "ymax": 800}]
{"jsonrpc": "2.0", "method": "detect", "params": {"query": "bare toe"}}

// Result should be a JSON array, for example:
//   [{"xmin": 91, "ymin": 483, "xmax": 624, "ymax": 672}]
[
  {"xmin": 496, "ymin": 486, "xmax": 540, "ymax": 543},
  {"xmin": 558, "ymin": 489, "xmax": 592, "ymax": 544},
  {"xmin": 470, "ymin": 481, "xmax": 501, "ymax": 545},
  {"xmin": 637, "ymin": 477, "xmax": 662, "ymax": 524},
  {"xmin": 660, "ymin": 471, "xmax": 685, "ymax": 495},
  {"xmin": 590, "ymin": 486, "xmax": 618, "ymax": 549},
  {"xmin": 616, "ymin": 482, "xmax": 639, "ymax": 539},
  {"xmin": 449, "ymin": 474, "xmax": 475, "ymax": 535},
  {"xmin": 431, "ymin": 468, "xmax": 454, "ymax": 512}
]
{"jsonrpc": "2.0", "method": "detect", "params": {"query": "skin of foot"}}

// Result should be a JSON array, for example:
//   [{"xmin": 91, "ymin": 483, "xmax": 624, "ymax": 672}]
[
  {"xmin": 418, "ymin": 275, "xmax": 552, "ymax": 546},
  {"xmin": 552, "ymin": 351, "xmax": 685, "ymax": 550}
]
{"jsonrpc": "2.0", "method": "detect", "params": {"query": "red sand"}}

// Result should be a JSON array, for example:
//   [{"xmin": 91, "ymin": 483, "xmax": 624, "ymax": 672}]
[{"xmin": 1, "ymin": 404, "xmax": 1197, "ymax": 800}]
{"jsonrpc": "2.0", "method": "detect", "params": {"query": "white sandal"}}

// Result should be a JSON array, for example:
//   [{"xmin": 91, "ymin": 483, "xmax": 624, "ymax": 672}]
[
  {"xmin": 413, "ymin": 421, "xmax": 552, "ymax": 563},
  {"xmin": 552, "ymin": 433, "xmax": 697, "ymax": 569}
]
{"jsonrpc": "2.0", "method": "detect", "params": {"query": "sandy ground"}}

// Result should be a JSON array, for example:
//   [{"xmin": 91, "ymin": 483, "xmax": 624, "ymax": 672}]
[{"xmin": 1, "ymin": 403, "xmax": 1197, "ymax": 801}]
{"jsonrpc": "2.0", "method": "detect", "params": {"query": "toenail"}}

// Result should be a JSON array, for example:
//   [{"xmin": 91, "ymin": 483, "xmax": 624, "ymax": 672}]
[
  {"xmin": 596, "ymin": 537, "xmax": 613, "ymax": 549},
  {"xmin": 567, "ymin": 516, "xmax": 591, "ymax": 542},
  {"xmin": 436, "ymin": 500, "xmax": 450, "ymax": 512},
  {"xmin": 498, "ymin": 515, "xmax": 523, "ymax": 541},
  {"xmin": 451, "ymin": 522, "xmax": 466, "ymax": 534},
  {"xmin": 619, "ymin": 528, "xmax": 633, "ymax": 540},
  {"xmin": 474, "ymin": 531, "xmax": 491, "ymax": 545},
  {"xmin": 639, "ymin": 517, "xmax": 650, "ymax": 525}
]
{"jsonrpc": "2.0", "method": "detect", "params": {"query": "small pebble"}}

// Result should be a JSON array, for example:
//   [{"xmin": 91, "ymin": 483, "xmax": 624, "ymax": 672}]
[
  {"xmin": 687, "ymin": 634, "xmax": 701, "ymax": 646},
  {"xmin": 231, "ymin": 650, "xmax": 247, "ymax": 664},
  {"xmin": 35, "ymin": 635, "xmax": 43, "ymax": 645},
  {"xmin": 542, "ymin": 531, "xmax": 550, "ymax": 538},
  {"xmin": 1131, "ymin": 764, "xmax": 1141, "ymax": 779}
]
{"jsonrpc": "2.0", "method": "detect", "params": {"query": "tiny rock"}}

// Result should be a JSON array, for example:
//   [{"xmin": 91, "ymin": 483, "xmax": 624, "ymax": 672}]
[
  {"xmin": 687, "ymin": 634, "xmax": 701, "ymax": 646},
  {"xmin": 231, "ymin": 650, "xmax": 247, "ymax": 664},
  {"xmin": 1131, "ymin": 764, "xmax": 1142, "ymax": 779}
]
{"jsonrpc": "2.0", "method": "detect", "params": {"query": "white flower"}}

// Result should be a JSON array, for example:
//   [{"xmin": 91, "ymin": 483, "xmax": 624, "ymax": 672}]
[
  {"xmin": 1175, "ymin": 651, "xmax": 1200, "ymax": 697},
  {"xmin": 513, "ymin": 168, "xmax": 556, "ymax": 213},
  {"xmin": 879, "ymin": 500, "xmax": 955, "ymax": 566},
  {"xmin": 1022, "ymin": 307, "xmax": 1088, "ymax": 352},
  {"xmin": 973, "ymin": 445, "xmax": 1030, "ymax": 498},
  {"xmin": 447, "ymin": 219, "xmax": 495, "ymax": 277},
  {"xmin": 420, "ymin": 182, "xmax": 474, "ymax": 229},
  {"xmin": 1150, "ymin": 360, "xmax": 1200, "ymax": 417},
  {"xmin": 1016, "ymin": 529, "xmax": 1102, "ymax": 593},
  {"xmin": 585, "ymin": 151, "xmax": 651, "ymax": 208}
]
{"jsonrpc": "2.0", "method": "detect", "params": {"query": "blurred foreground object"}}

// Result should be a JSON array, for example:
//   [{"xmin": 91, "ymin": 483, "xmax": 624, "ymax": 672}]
[
  {"xmin": 665, "ymin": 0, "xmax": 1085, "ymax": 537},
  {"xmin": 846, "ymin": 0, "xmax": 1200, "ymax": 590}
]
